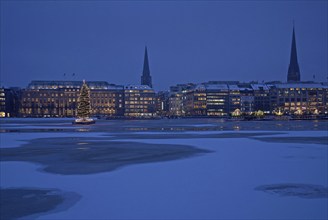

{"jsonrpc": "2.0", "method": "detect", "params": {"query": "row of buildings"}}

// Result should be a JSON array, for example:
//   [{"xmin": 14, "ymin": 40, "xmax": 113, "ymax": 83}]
[
  {"xmin": 1, "ymin": 80, "xmax": 327, "ymax": 118},
  {"xmin": 1, "ymin": 26, "xmax": 327, "ymax": 118},
  {"xmin": 167, "ymin": 81, "xmax": 328, "ymax": 117}
]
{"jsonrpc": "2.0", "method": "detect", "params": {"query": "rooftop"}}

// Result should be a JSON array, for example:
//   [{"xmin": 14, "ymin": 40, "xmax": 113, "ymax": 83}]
[
  {"xmin": 274, "ymin": 83, "xmax": 328, "ymax": 89},
  {"xmin": 124, "ymin": 85, "xmax": 154, "ymax": 90},
  {"xmin": 27, "ymin": 80, "xmax": 123, "ymax": 90}
]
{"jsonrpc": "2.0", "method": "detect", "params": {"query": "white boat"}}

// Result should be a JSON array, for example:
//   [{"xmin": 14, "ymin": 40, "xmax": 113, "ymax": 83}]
[{"xmin": 72, "ymin": 118, "xmax": 95, "ymax": 125}]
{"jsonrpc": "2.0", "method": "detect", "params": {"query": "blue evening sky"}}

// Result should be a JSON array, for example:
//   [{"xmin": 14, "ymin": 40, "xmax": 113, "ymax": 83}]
[{"xmin": 0, "ymin": 1, "xmax": 327, "ymax": 91}]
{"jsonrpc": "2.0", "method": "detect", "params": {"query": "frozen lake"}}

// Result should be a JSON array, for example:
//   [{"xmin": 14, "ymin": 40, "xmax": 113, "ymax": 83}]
[{"xmin": 0, "ymin": 118, "xmax": 327, "ymax": 219}]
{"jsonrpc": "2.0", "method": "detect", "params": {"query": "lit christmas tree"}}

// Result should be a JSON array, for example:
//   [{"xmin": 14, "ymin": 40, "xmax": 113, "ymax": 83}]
[
  {"xmin": 74, "ymin": 80, "xmax": 95, "ymax": 124},
  {"xmin": 77, "ymin": 80, "xmax": 91, "ymax": 119}
]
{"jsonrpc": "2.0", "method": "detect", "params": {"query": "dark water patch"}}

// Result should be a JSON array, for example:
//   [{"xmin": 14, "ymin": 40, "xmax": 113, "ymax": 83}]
[
  {"xmin": 0, "ymin": 188, "xmax": 81, "ymax": 220},
  {"xmin": 0, "ymin": 137, "xmax": 212, "ymax": 175},
  {"xmin": 255, "ymin": 184, "xmax": 328, "ymax": 199},
  {"xmin": 252, "ymin": 136, "xmax": 328, "ymax": 145}
]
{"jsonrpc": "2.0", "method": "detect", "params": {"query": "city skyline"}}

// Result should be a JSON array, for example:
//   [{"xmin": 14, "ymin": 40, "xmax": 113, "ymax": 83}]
[{"xmin": 1, "ymin": 1, "xmax": 327, "ymax": 91}]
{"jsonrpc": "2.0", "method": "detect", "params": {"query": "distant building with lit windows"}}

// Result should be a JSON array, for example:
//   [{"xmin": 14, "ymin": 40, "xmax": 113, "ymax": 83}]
[
  {"xmin": 270, "ymin": 83, "xmax": 328, "ymax": 115},
  {"xmin": 204, "ymin": 84, "xmax": 230, "ymax": 116},
  {"xmin": 1, "ymin": 80, "xmax": 327, "ymax": 118},
  {"xmin": 0, "ymin": 87, "xmax": 21, "ymax": 117},
  {"xmin": 155, "ymin": 91, "xmax": 169, "ymax": 117},
  {"xmin": 0, "ymin": 88, "xmax": 6, "ymax": 117},
  {"xmin": 166, "ymin": 81, "xmax": 328, "ymax": 117},
  {"xmin": 20, "ymin": 81, "xmax": 124, "ymax": 117},
  {"xmin": 169, "ymin": 84, "xmax": 194, "ymax": 116},
  {"xmin": 183, "ymin": 84, "xmax": 207, "ymax": 116},
  {"xmin": 251, "ymin": 84, "xmax": 271, "ymax": 113},
  {"xmin": 227, "ymin": 84, "xmax": 242, "ymax": 114},
  {"xmin": 124, "ymin": 85, "xmax": 156, "ymax": 118}
]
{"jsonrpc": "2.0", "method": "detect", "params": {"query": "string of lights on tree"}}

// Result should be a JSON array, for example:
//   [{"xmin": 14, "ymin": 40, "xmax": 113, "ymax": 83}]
[{"xmin": 77, "ymin": 80, "xmax": 91, "ymax": 119}]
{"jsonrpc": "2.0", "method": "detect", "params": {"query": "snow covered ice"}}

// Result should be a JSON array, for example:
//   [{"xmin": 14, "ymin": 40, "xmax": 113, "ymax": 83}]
[{"xmin": 0, "ymin": 118, "xmax": 327, "ymax": 219}]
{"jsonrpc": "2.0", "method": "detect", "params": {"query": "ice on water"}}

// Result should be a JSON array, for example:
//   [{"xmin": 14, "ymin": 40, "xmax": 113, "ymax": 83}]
[{"xmin": 0, "ymin": 118, "xmax": 327, "ymax": 219}]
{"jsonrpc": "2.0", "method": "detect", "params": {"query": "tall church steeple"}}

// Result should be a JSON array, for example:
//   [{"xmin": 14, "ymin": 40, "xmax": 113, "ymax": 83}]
[
  {"xmin": 287, "ymin": 24, "xmax": 301, "ymax": 82},
  {"xmin": 141, "ymin": 46, "xmax": 152, "ymax": 88}
]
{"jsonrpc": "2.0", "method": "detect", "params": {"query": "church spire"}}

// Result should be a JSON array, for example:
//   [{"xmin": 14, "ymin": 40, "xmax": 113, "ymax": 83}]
[
  {"xmin": 287, "ymin": 24, "xmax": 301, "ymax": 82},
  {"xmin": 141, "ymin": 46, "xmax": 153, "ymax": 88}
]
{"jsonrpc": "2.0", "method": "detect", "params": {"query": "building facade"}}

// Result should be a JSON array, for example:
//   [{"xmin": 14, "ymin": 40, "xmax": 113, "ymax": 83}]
[
  {"xmin": 165, "ymin": 82, "xmax": 328, "ymax": 117},
  {"xmin": 0, "ymin": 88, "xmax": 6, "ymax": 117},
  {"xmin": 270, "ymin": 83, "xmax": 328, "ymax": 115},
  {"xmin": 205, "ymin": 84, "xmax": 230, "ymax": 116},
  {"xmin": 1, "ymin": 80, "xmax": 327, "ymax": 118},
  {"xmin": 124, "ymin": 85, "xmax": 156, "ymax": 118},
  {"xmin": 251, "ymin": 84, "xmax": 271, "ymax": 113},
  {"xmin": 155, "ymin": 91, "xmax": 170, "ymax": 117},
  {"xmin": 0, "ymin": 87, "xmax": 21, "ymax": 117},
  {"xmin": 20, "ymin": 81, "xmax": 124, "ymax": 117},
  {"xmin": 168, "ymin": 84, "xmax": 194, "ymax": 116}
]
